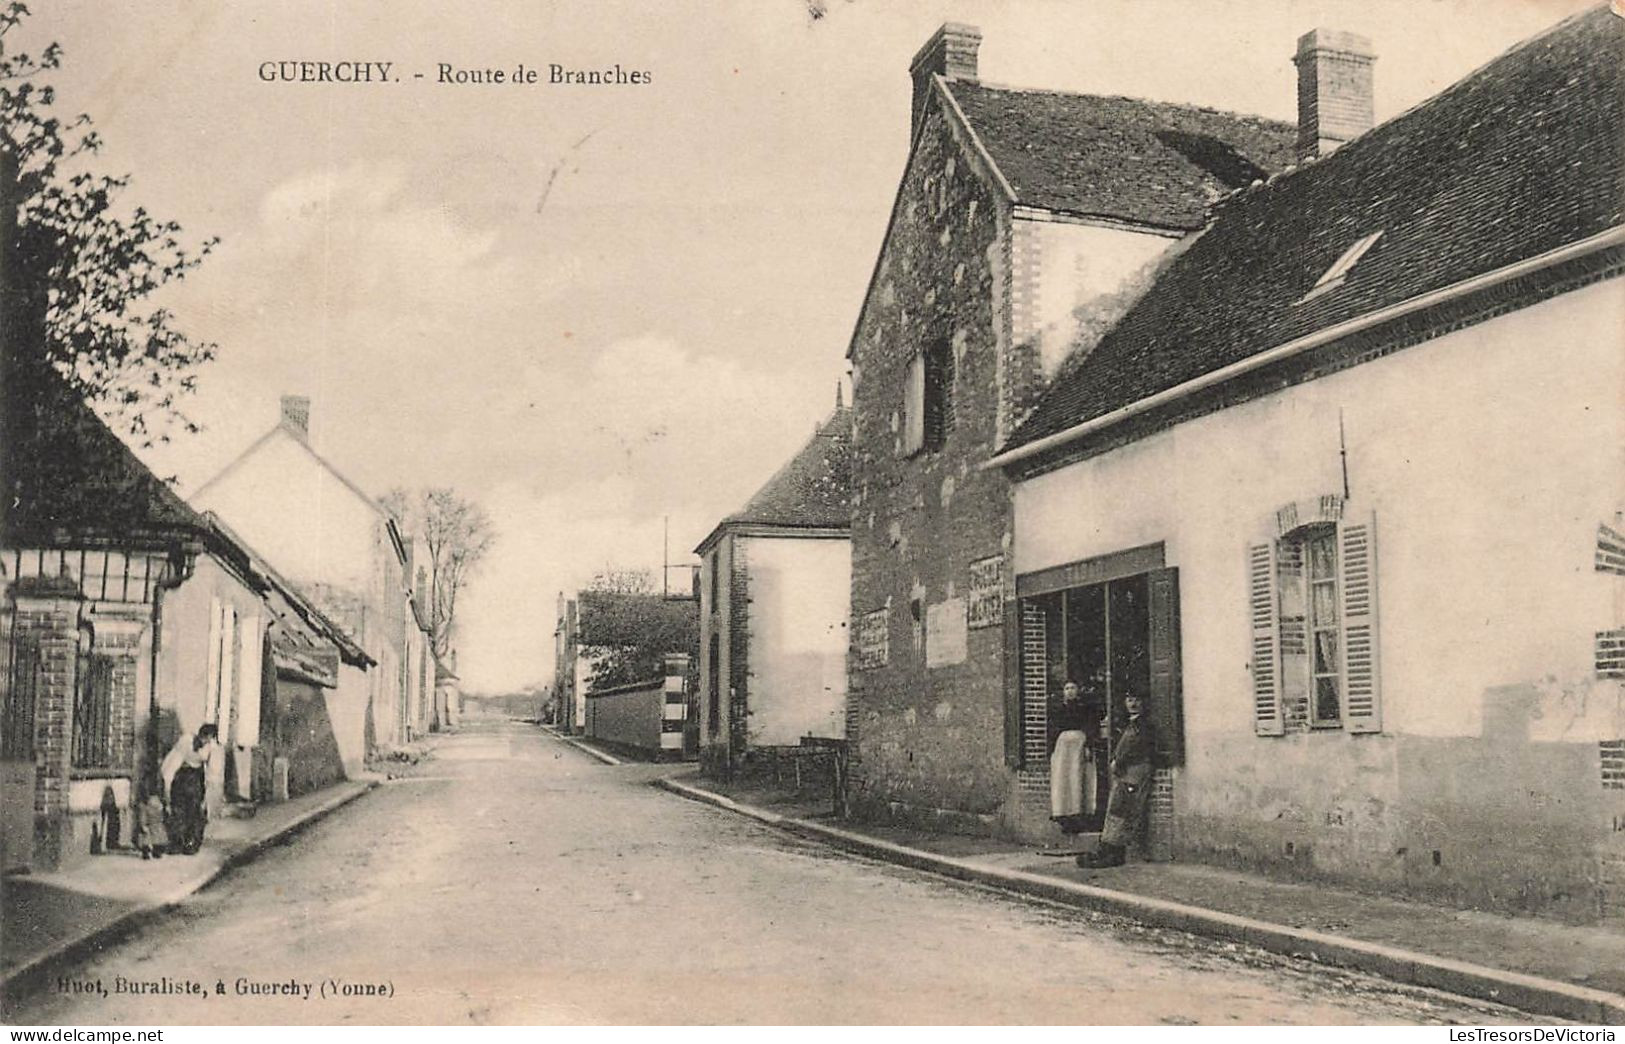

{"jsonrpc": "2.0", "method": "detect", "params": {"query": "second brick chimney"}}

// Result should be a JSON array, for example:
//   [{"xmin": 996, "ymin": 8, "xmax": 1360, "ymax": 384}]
[
  {"xmin": 1294, "ymin": 29, "xmax": 1376, "ymax": 161},
  {"xmin": 280, "ymin": 394, "xmax": 310, "ymax": 440},
  {"xmin": 910, "ymin": 23, "xmax": 981, "ymax": 143}
]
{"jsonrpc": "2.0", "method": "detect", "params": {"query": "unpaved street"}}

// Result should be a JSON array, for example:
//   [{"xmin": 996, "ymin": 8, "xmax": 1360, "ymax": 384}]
[{"xmin": 7, "ymin": 718, "xmax": 1516, "ymax": 1025}]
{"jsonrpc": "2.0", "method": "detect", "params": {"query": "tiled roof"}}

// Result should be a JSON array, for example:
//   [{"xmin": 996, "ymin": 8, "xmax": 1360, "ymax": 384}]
[
  {"xmin": 698, "ymin": 409, "xmax": 852, "ymax": 551},
  {"xmin": 1009, "ymin": 5, "xmax": 1625, "ymax": 451},
  {"xmin": 947, "ymin": 82, "xmax": 1296, "ymax": 229},
  {"xmin": 2, "ymin": 366, "xmax": 208, "ymax": 546}
]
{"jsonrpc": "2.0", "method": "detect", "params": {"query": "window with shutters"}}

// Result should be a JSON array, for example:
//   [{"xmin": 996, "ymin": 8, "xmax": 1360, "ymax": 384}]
[
  {"xmin": 1249, "ymin": 510, "xmax": 1380, "ymax": 736},
  {"xmin": 1278, "ymin": 524, "xmax": 1342, "ymax": 727}
]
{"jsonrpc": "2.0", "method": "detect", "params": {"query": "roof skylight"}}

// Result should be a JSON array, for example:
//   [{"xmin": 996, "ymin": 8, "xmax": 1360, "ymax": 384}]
[{"xmin": 1299, "ymin": 230, "xmax": 1383, "ymax": 303}]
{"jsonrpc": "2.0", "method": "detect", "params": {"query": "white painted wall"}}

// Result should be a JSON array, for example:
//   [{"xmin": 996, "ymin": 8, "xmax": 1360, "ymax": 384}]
[
  {"xmin": 1015, "ymin": 279, "xmax": 1625, "ymax": 743},
  {"xmin": 327, "ymin": 663, "xmax": 370, "ymax": 777},
  {"xmin": 1015, "ymin": 217, "xmax": 1180, "ymax": 380},
  {"xmin": 741, "ymin": 535, "xmax": 851, "ymax": 745},
  {"xmin": 155, "ymin": 552, "xmax": 268, "ymax": 814},
  {"xmin": 193, "ymin": 426, "xmax": 415, "ymax": 751},
  {"xmin": 193, "ymin": 429, "xmax": 378, "ymax": 592}
]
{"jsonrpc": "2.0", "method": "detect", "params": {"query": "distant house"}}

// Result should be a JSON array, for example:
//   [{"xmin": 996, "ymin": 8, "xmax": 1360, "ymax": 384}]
[
  {"xmin": 696, "ymin": 405, "xmax": 852, "ymax": 775},
  {"xmin": 557, "ymin": 585, "xmax": 699, "ymax": 741},
  {"xmin": 191, "ymin": 395, "xmax": 417, "ymax": 761},
  {"xmin": 1, "ymin": 371, "xmax": 369, "ymax": 871},
  {"xmin": 553, "ymin": 594, "xmax": 585, "ymax": 733},
  {"xmin": 989, "ymin": 8, "xmax": 1625, "ymax": 916}
]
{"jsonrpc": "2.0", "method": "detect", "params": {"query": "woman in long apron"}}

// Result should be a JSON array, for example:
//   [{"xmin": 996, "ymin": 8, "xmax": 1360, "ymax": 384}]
[{"xmin": 1049, "ymin": 681, "xmax": 1092, "ymax": 833}]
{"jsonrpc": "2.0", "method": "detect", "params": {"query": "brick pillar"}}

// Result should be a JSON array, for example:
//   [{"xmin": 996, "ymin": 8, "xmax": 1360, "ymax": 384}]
[
  {"xmin": 726, "ymin": 541, "xmax": 750, "ymax": 771},
  {"xmin": 1002, "ymin": 220, "xmax": 1046, "ymax": 439},
  {"xmin": 13, "ymin": 578, "xmax": 85, "ymax": 870},
  {"xmin": 1143, "ymin": 767, "xmax": 1176, "ymax": 863},
  {"xmin": 1014, "ymin": 599, "xmax": 1051, "ymax": 816}
]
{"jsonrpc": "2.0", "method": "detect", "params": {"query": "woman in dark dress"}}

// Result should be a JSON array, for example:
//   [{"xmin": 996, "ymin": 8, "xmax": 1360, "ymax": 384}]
[{"xmin": 161, "ymin": 723, "xmax": 221, "ymax": 855}]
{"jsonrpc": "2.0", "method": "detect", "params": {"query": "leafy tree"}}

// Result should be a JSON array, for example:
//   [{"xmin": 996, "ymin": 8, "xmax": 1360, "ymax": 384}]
[
  {"xmin": 576, "ymin": 567, "xmax": 698, "ymax": 690},
  {"xmin": 1, "ymin": 1, "xmax": 218, "ymax": 444},
  {"xmin": 381, "ymin": 487, "xmax": 496, "ymax": 661}
]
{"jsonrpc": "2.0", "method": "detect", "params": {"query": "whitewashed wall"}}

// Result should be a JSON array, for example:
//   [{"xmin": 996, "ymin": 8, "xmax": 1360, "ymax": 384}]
[{"xmin": 741, "ymin": 535, "xmax": 850, "ymax": 745}]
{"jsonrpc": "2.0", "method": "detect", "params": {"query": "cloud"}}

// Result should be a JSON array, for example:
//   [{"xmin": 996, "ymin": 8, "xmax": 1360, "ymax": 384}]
[
  {"xmin": 452, "ymin": 474, "xmax": 715, "ymax": 693},
  {"xmin": 448, "ymin": 333, "xmax": 840, "ymax": 691}
]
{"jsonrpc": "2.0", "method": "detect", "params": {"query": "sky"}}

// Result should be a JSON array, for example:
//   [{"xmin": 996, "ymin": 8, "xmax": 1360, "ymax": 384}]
[{"xmin": 27, "ymin": 0, "xmax": 1597, "ymax": 693}]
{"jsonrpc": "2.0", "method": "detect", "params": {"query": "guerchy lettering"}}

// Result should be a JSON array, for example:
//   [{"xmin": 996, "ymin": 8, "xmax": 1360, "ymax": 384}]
[{"xmin": 258, "ymin": 60, "xmax": 394, "ymax": 83}]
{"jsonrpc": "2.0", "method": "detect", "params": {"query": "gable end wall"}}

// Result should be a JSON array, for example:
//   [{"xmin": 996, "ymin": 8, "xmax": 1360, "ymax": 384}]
[{"xmin": 847, "ymin": 100, "xmax": 1015, "ymax": 827}]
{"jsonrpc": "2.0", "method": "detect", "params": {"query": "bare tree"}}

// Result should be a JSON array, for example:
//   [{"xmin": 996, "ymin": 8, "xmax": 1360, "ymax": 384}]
[
  {"xmin": 381, "ymin": 487, "xmax": 495, "ymax": 660},
  {"xmin": 587, "ymin": 566, "xmax": 655, "ymax": 596}
]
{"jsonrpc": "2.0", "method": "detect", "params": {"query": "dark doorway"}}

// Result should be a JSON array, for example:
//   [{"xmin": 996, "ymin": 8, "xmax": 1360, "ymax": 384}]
[{"xmin": 1026, "ymin": 568, "xmax": 1180, "ymax": 832}]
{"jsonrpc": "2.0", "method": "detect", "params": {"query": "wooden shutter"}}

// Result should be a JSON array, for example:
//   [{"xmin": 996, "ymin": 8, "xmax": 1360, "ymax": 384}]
[
  {"xmin": 901, "ymin": 354, "xmax": 926, "ymax": 455},
  {"xmin": 1147, "ymin": 567, "xmax": 1184, "ymax": 765},
  {"xmin": 204, "ymin": 597, "xmax": 223, "ymax": 725},
  {"xmin": 235, "ymin": 613, "xmax": 262, "ymax": 746},
  {"xmin": 1248, "ymin": 542, "xmax": 1284, "ymax": 736},
  {"xmin": 1338, "ymin": 513, "xmax": 1382, "ymax": 733},
  {"xmin": 217, "ymin": 605, "xmax": 237, "ymax": 732}
]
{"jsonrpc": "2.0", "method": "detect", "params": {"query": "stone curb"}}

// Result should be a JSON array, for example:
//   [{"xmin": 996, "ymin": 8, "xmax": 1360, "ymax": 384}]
[
  {"xmin": 0, "ymin": 780, "xmax": 378, "ymax": 1006},
  {"xmin": 537, "ymin": 725, "xmax": 623, "ymax": 766},
  {"xmin": 653, "ymin": 776, "xmax": 1625, "ymax": 1026}
]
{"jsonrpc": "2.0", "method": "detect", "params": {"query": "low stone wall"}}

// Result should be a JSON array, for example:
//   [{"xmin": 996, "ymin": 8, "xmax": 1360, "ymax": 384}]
[{"xmin": 585, "ymin": 679, "xmax": 668, "ymax": 759}]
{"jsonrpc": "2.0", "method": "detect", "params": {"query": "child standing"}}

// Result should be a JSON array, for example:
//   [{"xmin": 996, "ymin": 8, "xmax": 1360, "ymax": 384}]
[{"xmin": 133, "ymin": 789, "xmax": 168, "ymax": 859}]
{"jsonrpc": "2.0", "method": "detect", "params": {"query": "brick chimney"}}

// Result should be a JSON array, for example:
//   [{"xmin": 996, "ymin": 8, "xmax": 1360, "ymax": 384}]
[
  {"xmin": 280, "ymin": 394, "xmax": 310, "ymax": 440},
  {"xmin": 1294, "ymin": 29, "xmax": 1375, "ymax": 161},
  {"xmin": 910, "ymin": 23, "xmax": 981, "ymax": 142}
]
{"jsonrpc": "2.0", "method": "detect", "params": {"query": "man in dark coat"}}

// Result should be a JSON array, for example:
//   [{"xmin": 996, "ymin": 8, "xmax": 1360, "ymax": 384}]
[{"xmin": 1077, "ymin": 692, "xmax": 1155, "ymax": 868}]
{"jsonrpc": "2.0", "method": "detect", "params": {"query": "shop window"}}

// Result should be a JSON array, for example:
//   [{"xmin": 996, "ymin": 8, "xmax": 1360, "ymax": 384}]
[
  {"xmin": 1013, "ymin": 567, "xmax": 1183, "ymax": 784},
  {"xmin": 1249, "ymin": 511, "xmax": 1381, "ymax": 735}
]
